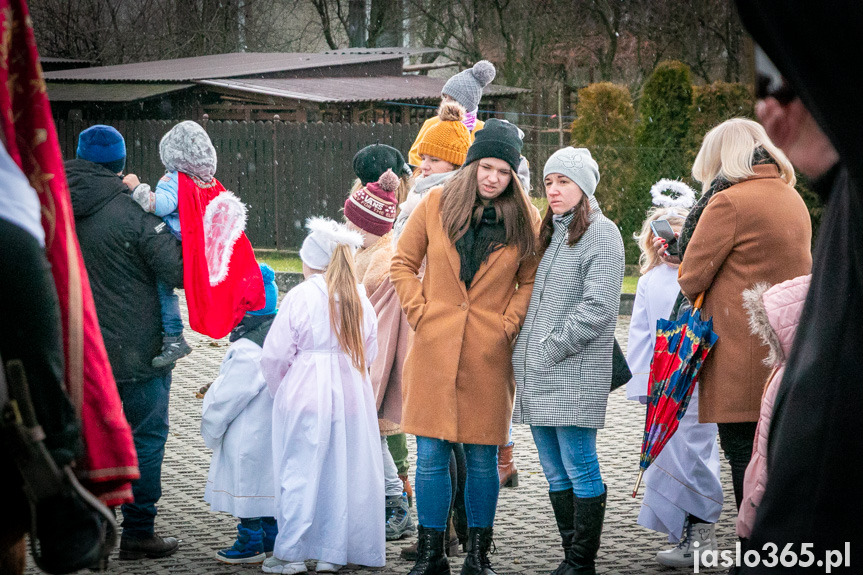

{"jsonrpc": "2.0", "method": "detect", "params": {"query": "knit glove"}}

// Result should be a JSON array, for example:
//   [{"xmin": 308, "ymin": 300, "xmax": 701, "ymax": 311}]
[{"xmin": 131, "ymin": 183, "xmax": 155, "ymax": 212}]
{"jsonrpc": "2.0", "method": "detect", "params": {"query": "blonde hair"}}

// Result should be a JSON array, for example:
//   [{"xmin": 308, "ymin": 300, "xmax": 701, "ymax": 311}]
[
  {"xmin": 324, "ymin": 243, "xmax": 367, "ymax": 373},
  {"xmin": 692, "ymin": 118, "xmax": 796, "ymax": 193},
  {"xmin": 635, "ymin": 206, "xmax": 689, "ymax": 275}
]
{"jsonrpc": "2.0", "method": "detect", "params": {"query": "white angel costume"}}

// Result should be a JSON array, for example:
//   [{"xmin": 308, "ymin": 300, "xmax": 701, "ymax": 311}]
[
  {"xmin": 627, "ymin": 180, "xmax": 723, "ymax": 542},
  {"xmin": 202, "ymin": 333, "xmax": 276, "ymax": 518},
  {"xmin": 260, "ymin": 219, "xmax": 385, "ymax": 567}
]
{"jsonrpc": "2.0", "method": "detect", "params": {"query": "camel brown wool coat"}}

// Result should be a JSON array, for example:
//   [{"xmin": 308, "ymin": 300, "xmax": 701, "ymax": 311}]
[
  {"xmin": 678, "ymin": 164, "xmax": 812, "ymax": 423},
  {"xmin": 390, "ymin": 187, "xmax": 541, "ymax": 445}
]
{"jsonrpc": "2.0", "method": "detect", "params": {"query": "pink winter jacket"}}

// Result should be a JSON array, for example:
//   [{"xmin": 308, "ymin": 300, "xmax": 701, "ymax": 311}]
[{"xmin": 736, "ymin": 274, "xmax": 811, "ymax": 538}]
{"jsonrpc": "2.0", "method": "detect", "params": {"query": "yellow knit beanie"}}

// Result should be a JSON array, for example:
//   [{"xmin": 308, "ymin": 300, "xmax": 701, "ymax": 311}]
[{"xmin": 417, "ymin": 102, "xmax": 471, "ymax": 166}]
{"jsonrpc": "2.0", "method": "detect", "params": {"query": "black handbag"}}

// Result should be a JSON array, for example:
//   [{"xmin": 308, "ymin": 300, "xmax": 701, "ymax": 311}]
[
  {"xmin": 610, "ymin": 337, "xmax": 632, "ymax": 392},
  {"xmin": 1, "ymin": 359, "xmax": 118, "ymax": 573}
]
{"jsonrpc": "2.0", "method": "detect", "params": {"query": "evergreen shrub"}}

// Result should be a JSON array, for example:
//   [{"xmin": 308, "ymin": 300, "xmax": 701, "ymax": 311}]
[{"xmin": 570, "ymin": 82, "xmax": 637, "ymax": 258}]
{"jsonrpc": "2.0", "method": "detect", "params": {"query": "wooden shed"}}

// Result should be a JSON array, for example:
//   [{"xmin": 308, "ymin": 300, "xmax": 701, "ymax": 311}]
[{"xmin": 44, "ymin": 49, "xmax": 527, "ymax": 123}]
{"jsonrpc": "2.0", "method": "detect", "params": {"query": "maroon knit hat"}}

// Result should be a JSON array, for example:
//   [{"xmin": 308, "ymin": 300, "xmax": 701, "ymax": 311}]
[{"xmin": 344, "ymin": 169, "xmax": 399, "ymax": 236}]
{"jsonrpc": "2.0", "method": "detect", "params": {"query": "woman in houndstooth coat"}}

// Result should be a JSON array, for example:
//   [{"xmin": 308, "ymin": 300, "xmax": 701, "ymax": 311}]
[{"xmin": 512, "ymin": 148, "xmax": 624, "ymax": 575}]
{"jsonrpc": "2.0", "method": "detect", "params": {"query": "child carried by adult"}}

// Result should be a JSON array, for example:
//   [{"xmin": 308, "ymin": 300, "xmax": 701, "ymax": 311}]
[{"xmin": 132, "ymin": 121, "xmax": 265, "ymax": 350}]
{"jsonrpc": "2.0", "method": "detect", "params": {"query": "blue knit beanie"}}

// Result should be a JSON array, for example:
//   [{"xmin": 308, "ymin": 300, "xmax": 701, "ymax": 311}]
[
  {"xmin": 76, "ymin": 125, "xmax": 126, "ymax": 173},
  {"xmin": 248, "ymin": 263, "xmax": 279, "ymax": 316}
]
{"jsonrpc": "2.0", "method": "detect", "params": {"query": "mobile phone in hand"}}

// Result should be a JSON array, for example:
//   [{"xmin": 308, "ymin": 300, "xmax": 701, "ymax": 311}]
[{"xmin": 650, "ymin": 219, "xmax": 679, "ymax": 257}]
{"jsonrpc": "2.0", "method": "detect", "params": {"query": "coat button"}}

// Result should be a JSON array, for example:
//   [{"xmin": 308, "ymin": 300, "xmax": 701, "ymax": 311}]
[{"xmin": 460, "ymin": 302, "xmax": 468, "ymax": 311}]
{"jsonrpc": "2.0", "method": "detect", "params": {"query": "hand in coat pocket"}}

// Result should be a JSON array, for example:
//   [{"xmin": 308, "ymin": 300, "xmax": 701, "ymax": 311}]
[
  {"xmin": 408, "ymin": 301, "xmax": 429, "ymax": 331},
  {"xmin": 541, "ymin": 331, "xmax": 580, "ymax": 367},
  {"xmin": 500, "ymin": 314, "xmax": 517, "ymax": 345}
]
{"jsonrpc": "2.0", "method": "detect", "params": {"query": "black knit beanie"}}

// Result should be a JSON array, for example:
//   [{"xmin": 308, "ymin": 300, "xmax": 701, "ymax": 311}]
[
  {"xmin": 352, "ymin": 144, "xmax": 410, "ymax": 185},
  {"xmin": 463, "ymin": 119, "xmax": 523, "ymax": 172}
]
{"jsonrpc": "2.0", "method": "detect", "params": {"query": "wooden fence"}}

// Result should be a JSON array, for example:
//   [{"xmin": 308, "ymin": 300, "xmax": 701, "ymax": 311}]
[
  {"xmin": 54, "ymin": 118, "xmax": 564, "ymax": 248},
  {"xmin": 55, "ymin": 118, "xmax": 423, "ymax": 249}
]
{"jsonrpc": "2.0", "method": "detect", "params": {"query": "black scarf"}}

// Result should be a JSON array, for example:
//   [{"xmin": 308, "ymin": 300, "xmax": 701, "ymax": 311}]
[
  {"xmin": 677, "ymin": 147, "xmax": 777, "ymax": 259},
  {"xmin": 454, "ymin": 205, "xmax": 507, "ymax": 290},
  {"xmin": 229, "ymin": 314, "xmax": 276, "ymax": 346}
]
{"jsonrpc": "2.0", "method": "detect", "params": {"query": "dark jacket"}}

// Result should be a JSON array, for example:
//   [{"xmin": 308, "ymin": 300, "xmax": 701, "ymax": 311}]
[
  {"xmin": 736, "ymin": 1, "xmax": 863, "ymax": 569},
  {"xmin": 67, "ymin": 159, "xmax": 184, "ymax": 383}
]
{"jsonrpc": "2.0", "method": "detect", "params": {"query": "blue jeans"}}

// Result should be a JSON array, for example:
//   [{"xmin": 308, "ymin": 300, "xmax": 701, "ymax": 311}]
[
  {"xmin": 415, "ymin": 437, "xmax": 499, "ymax": 530},
  {"xmin": 531, "ymin": 425, "xmax": 604, "ymax": 498},
  {"xmin": 118, "ymin": 373, "xmax": 172, "ymax": 538},
  {"xmin": 157, "ymin": 280, "xmax": 183, "ymax": 336}
]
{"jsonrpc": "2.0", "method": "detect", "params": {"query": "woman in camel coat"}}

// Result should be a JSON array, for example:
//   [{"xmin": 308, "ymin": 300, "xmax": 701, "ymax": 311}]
[
  {"xmin": 391, "ymin": 119, "xmax": 540, "ymax": 575},
  {"xmin": 673, "ymin": 119, "xmax": 812, "ymax": 511}
]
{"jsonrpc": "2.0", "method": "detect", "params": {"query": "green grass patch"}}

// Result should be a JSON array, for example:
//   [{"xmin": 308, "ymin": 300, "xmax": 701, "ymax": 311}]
[
  {"xmin": 255, "ymin": 251, "xmax": 303, "ymax": 273},
  {"xmin": 254, "ymin": 249, "xmax": 639, "ymax": 294}
]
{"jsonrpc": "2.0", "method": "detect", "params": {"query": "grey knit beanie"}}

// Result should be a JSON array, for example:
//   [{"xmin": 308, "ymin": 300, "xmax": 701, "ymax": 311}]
[
  {"xmin": 543, "ymin": 147, "xmax": 600, "ymax": 198},
  {"xmin": 441, "ymin": 60, "xmax": 496, "ymax": 113},
  {"xmin": 159, "ymin": 121, "xmax": 217, "ymax": 182}
]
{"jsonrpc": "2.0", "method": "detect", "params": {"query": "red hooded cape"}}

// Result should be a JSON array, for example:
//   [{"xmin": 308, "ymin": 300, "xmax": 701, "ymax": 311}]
[
  {"xmin": 0, "ymin": 0, "xmax": 138, "ymax": 505},
  {"xmin": 177, "ymin": 173, "xmax": 265, "ymax": 338}
]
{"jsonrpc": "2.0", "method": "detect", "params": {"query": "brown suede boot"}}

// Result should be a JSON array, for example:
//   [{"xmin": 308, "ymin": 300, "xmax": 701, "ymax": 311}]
[{"xmin": 497, "ymin": 443, "xmax": 518, "ymax": 488}]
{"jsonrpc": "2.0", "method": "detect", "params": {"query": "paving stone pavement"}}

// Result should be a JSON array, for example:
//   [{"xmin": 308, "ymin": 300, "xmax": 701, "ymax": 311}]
[{"xmin": 28, "ymin": 293, "xmax": 737, "ymax": 575}]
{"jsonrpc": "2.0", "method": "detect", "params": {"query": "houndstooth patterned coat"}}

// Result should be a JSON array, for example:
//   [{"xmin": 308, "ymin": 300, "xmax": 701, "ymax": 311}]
[{"xmin": 512, "ymin": 198, "xmax": 624, "ymax": 428}]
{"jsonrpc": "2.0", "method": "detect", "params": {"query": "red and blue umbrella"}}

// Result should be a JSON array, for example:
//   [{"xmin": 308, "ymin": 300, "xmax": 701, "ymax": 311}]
[{"xmin": 632, "ymin": 293, "xmax": 718, "ymax": 498}]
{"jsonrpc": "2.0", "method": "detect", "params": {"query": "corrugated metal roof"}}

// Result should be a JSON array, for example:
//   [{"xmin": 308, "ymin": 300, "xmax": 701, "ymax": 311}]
[
  {"xmin": 40, "ymin": 57, "xmax": 92, "ymax": 64},
  {"xmin": 199, "ymin": 76, "xmax": 528, "ymax": 104},
  {"xmin": 46, "ymin": 82, "xmax": 194, "ymax": 102},
  {"xmin": 323, "ymin": 47, "xmax": 443, "ymax": 57},
  {"xmin": 43, "ymin": 52, "xmax": 403, "ymax": 82}
]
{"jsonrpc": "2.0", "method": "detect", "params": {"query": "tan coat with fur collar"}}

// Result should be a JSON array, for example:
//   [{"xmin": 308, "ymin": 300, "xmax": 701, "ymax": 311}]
[{"xmin": 390, "ymin": 187, "xmax": 541, "ymax": 445}]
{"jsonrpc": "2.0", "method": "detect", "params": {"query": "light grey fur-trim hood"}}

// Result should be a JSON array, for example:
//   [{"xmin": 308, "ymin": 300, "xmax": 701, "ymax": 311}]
[
  {"xmin": 159, "ymin": 121, "xmax": 217, "ymax": 182},
  {"xmin": 742, "ymin": 282, "xmax": 783, "ymax": 368}
]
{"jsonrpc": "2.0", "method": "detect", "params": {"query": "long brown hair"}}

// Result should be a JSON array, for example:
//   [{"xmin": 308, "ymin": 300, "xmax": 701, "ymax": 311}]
[
  {"xmin": 324, "ymin": 243, "xmax": 367, "ymax": 373},
  {"xmin": 439, "ymin": 162, "xmax": 536, "ymax": 260},
  {"xmin": 539, "ymin": 194, "xmax": 592, "ymax": 252}
]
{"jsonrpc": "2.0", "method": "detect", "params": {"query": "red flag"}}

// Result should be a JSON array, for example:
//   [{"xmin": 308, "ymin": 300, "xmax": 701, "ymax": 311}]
[
  {"xmin": 177, "ymin": 173, "xmax": 265, "ymax": 338},
  {"xmin": 0, "ymin": 0, "xmax": 138, "ymax": 505}
]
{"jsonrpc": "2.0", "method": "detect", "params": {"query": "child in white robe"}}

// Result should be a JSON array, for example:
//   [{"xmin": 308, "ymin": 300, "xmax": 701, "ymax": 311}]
[
  {"xmin": 260, "ymin": 218, "xmax": 384, "ymax": 575},
  {"xmin": 202, "ymin": 264, "xmax": 280, "ymax": 564},
  {"xmin": 626, "ymin": 180, "xmax": 723, "ymax": 568}
]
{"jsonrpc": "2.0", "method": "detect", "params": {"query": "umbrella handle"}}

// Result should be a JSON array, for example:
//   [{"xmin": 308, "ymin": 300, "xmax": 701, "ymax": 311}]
[
  {"xmin": 693, "ymin": 292, "xmax": 705, "ymax": 311},
  {"xmin": 632, "ymin": 469, "xmax": 645, "ymax": 498}
]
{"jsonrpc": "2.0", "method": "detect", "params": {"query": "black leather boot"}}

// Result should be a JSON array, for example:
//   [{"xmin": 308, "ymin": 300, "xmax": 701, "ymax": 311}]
[
  {"xmin": 119, "ymin": 533, "xmax": 180, "ymax": 560},
  {"xmin": 407, "ymin": 526, "xmax": 450, "ymax": 575},
  {"xmin": 459, "ymin": 527, "xmax": 496, "ymax": 575},
  {"xmin": 548, "ymin": 489, "xmax": 576, "ymax": 575},
  {"xmin": 569, "ymin": 488, "xmax": 607, "ymax": 575}
]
